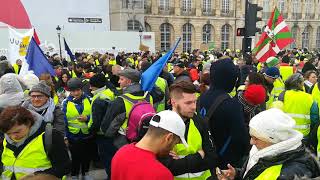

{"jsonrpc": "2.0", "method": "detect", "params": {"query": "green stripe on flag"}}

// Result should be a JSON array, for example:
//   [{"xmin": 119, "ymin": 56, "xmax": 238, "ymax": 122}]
[
  {"xmin": 272, "ymin": 8, "xmax": 280, "ymax": 29},
  {"xmin": 254, "ymin": 37, "xmax": 271, "ymax": 53},
  {"xmin": 274, "ymin": 32, "xmax": 292, "ymax": 40}
]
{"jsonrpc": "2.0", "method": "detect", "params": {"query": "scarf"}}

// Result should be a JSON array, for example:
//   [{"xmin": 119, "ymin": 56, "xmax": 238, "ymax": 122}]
[
  {"xmin": 22, "ymin": 98, "xmax": 55, "ymax": 123},
  {"xmin": 238, "ymin": 92, "xmax": 256, "ymax": 119},
  {"xmin": 243, "ymin": 130, "xmax": 303, "ymax": 177},
  {"xmin": 304, "ymin": 80, "xmax": 313, "ymax": 88}
]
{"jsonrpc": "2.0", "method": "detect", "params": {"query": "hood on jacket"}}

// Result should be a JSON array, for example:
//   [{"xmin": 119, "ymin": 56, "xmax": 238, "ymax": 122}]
[
  {"xmin": 0, "ymin": 73, "xmax": 25, "ymax": 108},
  {"xmin": 210, "ymin": 58, "xmax": 239, "ymax": 92}
]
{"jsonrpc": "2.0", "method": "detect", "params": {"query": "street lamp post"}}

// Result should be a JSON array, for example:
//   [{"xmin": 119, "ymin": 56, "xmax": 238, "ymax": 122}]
[
  {"xmin": 139, "ymin": 27, "xmax": 143, "ymax": 46},
  {"xmin": 56, "ymin": 25, "xmax": 62, "ymax": 62},
  {"xmin": 302, "ymin": 31, "xmax": 306, "ymax": 49}
]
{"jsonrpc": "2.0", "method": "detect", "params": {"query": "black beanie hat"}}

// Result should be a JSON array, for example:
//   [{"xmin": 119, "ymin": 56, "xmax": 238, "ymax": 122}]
[{"xmin": 89, "ymin": 74, "xmax": 106, "ymax": 88}]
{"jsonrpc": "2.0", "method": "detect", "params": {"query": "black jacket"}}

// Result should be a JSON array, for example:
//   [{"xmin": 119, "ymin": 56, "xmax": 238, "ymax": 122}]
[
  {"xmin": 198, "ymin": 59, "xmax": 250, "ymax": 169},
  {"xmin": 236, "ymin": 146, "xmax": 320, "ymax": 180},
  {"xmin": 0, "ymin": 121, "xmax": 71, "ymax": 179},
  {"xmin": 159, "ymin": 114, "xmax": 218, "ymax": 176}
]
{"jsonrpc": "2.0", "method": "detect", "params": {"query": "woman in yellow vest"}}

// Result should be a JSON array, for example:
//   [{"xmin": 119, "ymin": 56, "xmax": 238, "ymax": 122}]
[
  {"xmin": 275, "ymin": 73, "xmax": 319, "ymax": 138},
  {"xmin": 62, "ymin": 78, "xmax": 94, "ymax": 180},
  {"xmin": 0, "ymin": 106, "xmax": 70, "ymax": 180},
  {"xmin": 217, "ymin": 108, "xmax": 320, "ymax": 180}
]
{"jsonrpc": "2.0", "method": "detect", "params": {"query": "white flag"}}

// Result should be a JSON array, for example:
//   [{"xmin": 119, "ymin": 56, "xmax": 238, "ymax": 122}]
[{"xmin": 8, "ymin": 26, "xmax": 34, "ymax": 76}]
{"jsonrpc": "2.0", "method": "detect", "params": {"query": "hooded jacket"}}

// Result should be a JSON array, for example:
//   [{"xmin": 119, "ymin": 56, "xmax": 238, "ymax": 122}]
[
  {"xmin": 0, "ymin": 111, "xmax": 70, "ymax": 178},
  {"xmin": 198, "ymin": 59, "xmax": 250, "ymax": 168},
  {"xmin": 0, "ymin": 73, "xmax": 24, "ymax": 108}
]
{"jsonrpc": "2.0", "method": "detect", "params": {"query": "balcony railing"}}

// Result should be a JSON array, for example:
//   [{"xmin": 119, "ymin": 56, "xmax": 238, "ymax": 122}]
[
  {"xmin": 181, "ymin": 8, "xmax": 196, "ymax": 16},
  {"xmin": 292, "ymin": 13, "xmax": 302, "ymax": 19},
  {"xmin": 305, "ymin": 13, "xmax": 315, "ymax": 19},
  {"xmin": 159, "ymin": 7, "xmax": 175, "ymax": 15},
  {"xmin": 202, "ymin": 9, "xmax": 216, "ymax": 16},
  {"xmin": 220, "ymin": 10, "xmax": 235, "ymax": 17}
]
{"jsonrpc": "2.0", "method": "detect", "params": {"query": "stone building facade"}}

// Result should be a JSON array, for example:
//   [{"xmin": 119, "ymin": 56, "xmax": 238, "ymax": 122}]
[{"xmin": 110, "ymin": 0, "xmax": 320, "ymax": 52}]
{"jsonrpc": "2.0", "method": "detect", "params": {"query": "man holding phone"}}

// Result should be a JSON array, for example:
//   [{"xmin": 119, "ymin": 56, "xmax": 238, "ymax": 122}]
[{"xmin": 159, "ymin": 81, "xmax": 218, "ymax": 180}]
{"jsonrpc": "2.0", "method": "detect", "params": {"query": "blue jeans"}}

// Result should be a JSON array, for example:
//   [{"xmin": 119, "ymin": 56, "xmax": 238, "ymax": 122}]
[{"xmin": 96, "ymin": 136, "xmax": 117, "ymax": 177}]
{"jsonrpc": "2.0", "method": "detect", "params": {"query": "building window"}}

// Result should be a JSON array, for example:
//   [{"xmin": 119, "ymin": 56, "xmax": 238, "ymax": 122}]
[
  {"xmin": 305, "ymin": 0, "xmax": 313, "ymax": 18},
  {"xmin": 316, "ymin": 27, "xmax": 320, "ymax": 50},
  {"xmin": 182, "ymin": 0, "xmax": 192, "ymax": 12},
  {"xmin": 221, "ymin": 0, "xmax": 230, "ymax": 14},
  {"xmin": 145, "ymin": 23, "xmax": 151, "ymax": 32},
  {"xmin": 290, "ymin": 26, "xmax": 298, "ymax": 49},
  {"xmin": 203, "ymin": 0, "xmax": 211, "ymax": 13},
  {"xmin": 278, "ymin": 0, "xmax": 285, "ymax": 13},
  {"xmin": 127, "ymin": 20, "xmax": 141, "ymax": 31},
  {"xmin": 202, "ymin": 24, "xmax": 212, "ymax": 43},
  {"xmin": 182, "ymin": 23, "xmax": 192, "ymax": 52},
  {"xmin": 302, "ymin": 27, "xmax": 310, "ymax": 49},
  {"xmin": 221, "ymin": 24, "xmax": 230, "ymax": 50},
  {"xmin": 159, "ymin": 0, "xmax": 170, "ymax": 11},
  {"xmin": 160, "ymin": 23, "xmax": 171, "ymax": 51},
  {"xmin": 292, "ymin": 0, "xmax": 300, "ymax": 18},
  {"xmin": 262, "ymin": 0, "xmax": 269, "ymax": 19}
]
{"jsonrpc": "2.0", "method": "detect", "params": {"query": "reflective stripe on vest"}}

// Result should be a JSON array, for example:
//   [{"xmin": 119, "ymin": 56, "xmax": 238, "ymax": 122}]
[
  {"xmin": 173, "ymin": 119, "xmax": 211, "ymax": 180},
  {"xmin": 254, "ymin": 164, "xmax": 282, "ymax": 180},
  {"xmin": 155, "ymin": 77, "xmax": 167, "ymax": 112},
  {"xmin": 2, "ymin": 132, "xmax": 52, "ymax": 180},
  {"xmin": 118, "ymin": 93, "xmax": 153, "ymax": 135},
  {"xmin": 280, "ymin": 66, "xmax": 293, "ymax": 82},
  {"xmin": 66, "ymin": 98, "xmax": 91, "ymax": 134},
  {"xmin": 283, "ymin": 90, "xmax": 313, "ymax": 136},
  {"xmin": 88, "ymin": 89, "xmax": 116, "ymax": 134}
]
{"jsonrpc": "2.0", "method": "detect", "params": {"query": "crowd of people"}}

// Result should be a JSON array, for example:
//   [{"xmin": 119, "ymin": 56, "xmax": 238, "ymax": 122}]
[{"xmin": 0, "ymin": 47, "xmax": 320, "ymax": 180}]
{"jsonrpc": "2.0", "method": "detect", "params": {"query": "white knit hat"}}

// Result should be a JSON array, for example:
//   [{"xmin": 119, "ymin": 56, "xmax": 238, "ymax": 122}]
[{"xmin": 249, "ymin": 108, "xmax": 300, "ymax": 144}]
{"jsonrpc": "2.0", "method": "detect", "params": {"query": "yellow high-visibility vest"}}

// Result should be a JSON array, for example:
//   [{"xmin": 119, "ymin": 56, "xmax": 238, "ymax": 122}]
[
  {"xmin": 283, "ymin": 90, "xmax": 313, "ymax": 136},
  {"xmin": 66, "ymin": 98, "xmax": 91, "ymax": 135},
  {"xmin": 2, "ymin": 132, "xmax": 52, "ymax": 180},
  {"xmin": 173, "ymin": 119, "xmax": 211, "ymax": 180},
  {"xmin": 266, "ymin": 78, "xmax": 285, "ymax": 109},
  {"xmin": 88, "ymin": 89, "xmax": 115, "ymax": 133},
  {"xmin": 12, "ymin": 64, "xmax": 20, "ymax": 74},
  {"xmin": 254, "ymin": 164, "xmax": 282, "ymax": 180},
  {"xmin": 154, "ymin": 77, "xmax": 167, "ymax": 112},
  {"xmin": 279, "ymin": 66, "xmax": 293, "ymax": 82}
]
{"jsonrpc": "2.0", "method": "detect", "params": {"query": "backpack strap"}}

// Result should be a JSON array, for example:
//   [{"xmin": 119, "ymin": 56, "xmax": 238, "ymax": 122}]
[
  {"xmin": 203, "ymin": 93, "xmax": 230, "ymax": 126},
  {"xmin": 44, "ymin": 123, "xmax": 53, "ymax": 156}
]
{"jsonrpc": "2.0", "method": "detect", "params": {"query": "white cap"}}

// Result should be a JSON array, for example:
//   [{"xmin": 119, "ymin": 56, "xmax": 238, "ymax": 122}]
[
  {"xmin": 249, "ymin": 108, "xmax": 303, "ymax": 144},
  {"xmin": 149, "ymin": 110, "xmax": 188, "ymax": 147}
]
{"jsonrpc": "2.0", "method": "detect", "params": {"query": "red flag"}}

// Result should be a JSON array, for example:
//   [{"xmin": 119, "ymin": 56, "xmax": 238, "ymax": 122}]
[
  {"xmin": 33, "ymin": 29, "xmax": 41, "ymax": 45},
  {"xmin": 0, "ymin": 0, "xmax": 31, "ymax": 29},
  {"xmin": 253, "ymin": 7, "xmax": 294, "ymax": 62}
]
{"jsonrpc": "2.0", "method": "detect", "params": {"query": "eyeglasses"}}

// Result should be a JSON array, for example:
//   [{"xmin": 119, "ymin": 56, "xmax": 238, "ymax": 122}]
[{"xmin": 30, "ymin": 95, "xmax": 46, "ymax": 99}]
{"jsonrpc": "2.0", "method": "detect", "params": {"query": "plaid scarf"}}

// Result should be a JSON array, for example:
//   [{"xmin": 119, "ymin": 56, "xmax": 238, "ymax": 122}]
[{"xmin": 238, "ymin": 91, "xmax": 257, "ymax": 120}]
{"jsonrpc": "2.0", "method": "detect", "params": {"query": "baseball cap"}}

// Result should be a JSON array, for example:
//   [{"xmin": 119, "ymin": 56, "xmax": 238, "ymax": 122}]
[
  {"xmin": 149, "ymin": 110, "xmax": 188, "ymax": 147},
  {"xmin": 264, "ymin": 67, "xmax": 280, "ymax": 79}
]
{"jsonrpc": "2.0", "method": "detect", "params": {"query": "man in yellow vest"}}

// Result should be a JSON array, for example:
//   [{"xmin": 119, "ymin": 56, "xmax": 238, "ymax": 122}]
[
  {"xmin": 160, "ymin": 81, "xmax": 218, "ymax": 180},
  {"xmin": 217, "ymin": 108, "xmax": 320, "ymax": 179},
  {"xmin": 275, "ymin": 73, "xmax": 318, "ymax": 139},
  {"xmin": 101, "ymin": 68, "xmax": 164, "ymax": 149},
  {"xmin": 88, "ymin": 74, "xmax": 117, "ymax": 177},
  {"xmin": 263, "ymin": 67, "xmax": 284, "ymax": 109},
  {"xmin": 62, "ymin": 78, "xmax": 94, "ymax": 180},
  {"xmin": 12, "ymin": 59, "xmax": 22, "ymax": 74}
]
